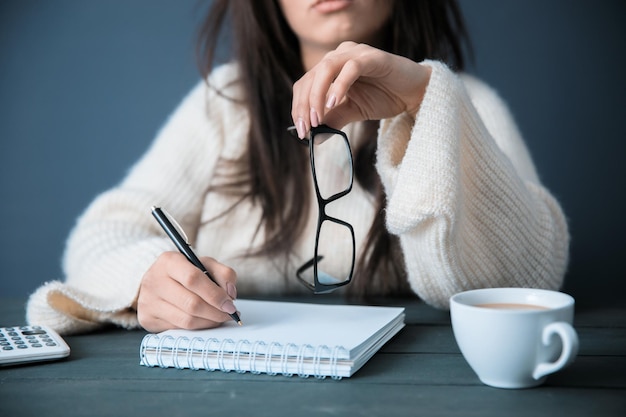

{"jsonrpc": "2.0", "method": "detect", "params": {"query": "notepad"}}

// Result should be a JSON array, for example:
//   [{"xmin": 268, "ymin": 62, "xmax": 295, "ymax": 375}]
[{"xmin": 139, "ymin": 299, "xmax": 405, "ymax": 379}]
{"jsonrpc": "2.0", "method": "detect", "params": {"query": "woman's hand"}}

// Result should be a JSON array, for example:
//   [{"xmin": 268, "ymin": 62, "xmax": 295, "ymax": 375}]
[
  {"xmin": 136, "ymin": 252, "xmax": 239, "ymax": 333},
  {"xmin": 291, "ymin": 41, "xmax": 432, "ymax": 138}
]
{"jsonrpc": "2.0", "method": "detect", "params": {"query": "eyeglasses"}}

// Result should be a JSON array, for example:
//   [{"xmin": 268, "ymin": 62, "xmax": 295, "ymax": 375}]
[{"xmin": 288, "ymin": 124, "xmax": 356, "ymax": 294}]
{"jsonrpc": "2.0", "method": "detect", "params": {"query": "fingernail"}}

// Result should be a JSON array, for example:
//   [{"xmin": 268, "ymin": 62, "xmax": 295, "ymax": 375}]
[
  {"xmin": 326, "ymin": 94, "xmax": 336, "ymax": 109},
  {"xmin": 221, "ymin": 300, "xmax": 237, "ymax": 314},
  {"xmin": 227, "ymin": 283, "xmax": 237, "ymax": 300},
  {"xmin": 310, "ymin": 108, "xmax": 319, "ymax": 127},
  {"xmin": 296, "ymin": 118, "xmax": 306, "ymax": 139}
]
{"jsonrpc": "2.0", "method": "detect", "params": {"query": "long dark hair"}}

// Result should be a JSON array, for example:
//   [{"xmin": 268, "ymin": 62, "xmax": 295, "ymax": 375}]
[{"xmin": 196, "ymin": 0, "xmax": 471, "ymax": 298}]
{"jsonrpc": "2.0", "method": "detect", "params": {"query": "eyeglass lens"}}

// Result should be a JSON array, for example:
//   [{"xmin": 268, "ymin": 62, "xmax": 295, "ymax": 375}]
[
  {"xmin": 298, "ymin": 219, "xmax": 354, "ymax": 289},
  {"xmin": 311, "ymin": 132, "xmax": 352, "ymax": 200}
]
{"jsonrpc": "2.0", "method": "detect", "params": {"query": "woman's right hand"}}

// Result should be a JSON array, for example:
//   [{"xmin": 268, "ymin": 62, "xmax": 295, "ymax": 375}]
[{"xmin": 136, "ymin": 251, "xmax": 239, "ymax": 333}]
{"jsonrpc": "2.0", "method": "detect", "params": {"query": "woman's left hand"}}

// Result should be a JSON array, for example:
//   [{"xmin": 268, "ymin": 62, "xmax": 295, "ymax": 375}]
[{"xmin": 291, "ymin": 41, "xmax": 431, "ymax": 138}]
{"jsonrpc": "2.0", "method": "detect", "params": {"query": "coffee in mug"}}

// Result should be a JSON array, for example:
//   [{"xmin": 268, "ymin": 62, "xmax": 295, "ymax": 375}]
[
  {"xmin": 450, "ymin": 287, "xmax": 578, "ymax": 389},
  {"xmin": 475, "ymin": 303, "xmax": 548, "ymax": 310}
]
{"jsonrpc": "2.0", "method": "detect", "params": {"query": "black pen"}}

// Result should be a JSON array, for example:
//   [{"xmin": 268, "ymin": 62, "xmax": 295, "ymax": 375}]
[{"xmin": 151, "ymin": 206, "xmax": 242, "ymax": 325}]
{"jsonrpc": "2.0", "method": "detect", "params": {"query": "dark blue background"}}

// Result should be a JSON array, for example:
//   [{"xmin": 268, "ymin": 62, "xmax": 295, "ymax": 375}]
[{"xmin": 1, "ymin": 1, "xmax": 625, "ymax": 308}]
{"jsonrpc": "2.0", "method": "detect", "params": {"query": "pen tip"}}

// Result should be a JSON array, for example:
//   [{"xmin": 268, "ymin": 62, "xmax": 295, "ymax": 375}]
[{"xmin": 237, "ymin": 321, "xmax": 243, "ymax": 326}]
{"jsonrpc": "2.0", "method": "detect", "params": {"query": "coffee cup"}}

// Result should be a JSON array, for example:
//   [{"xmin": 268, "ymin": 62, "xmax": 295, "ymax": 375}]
[{"xmin": 450, "ymin": 287, "xmax": 579, "ymax": 389}]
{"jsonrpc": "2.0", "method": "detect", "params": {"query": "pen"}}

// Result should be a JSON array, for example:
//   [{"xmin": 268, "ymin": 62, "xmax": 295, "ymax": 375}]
[{"xmin": 151, "ymin": 206, "xmax": 242, "ymax": 325}]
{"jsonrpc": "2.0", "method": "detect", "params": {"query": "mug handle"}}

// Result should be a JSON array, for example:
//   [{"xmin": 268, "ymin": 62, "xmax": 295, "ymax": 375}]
[{"xmin": 533, "ymin": 321, "xmax": 579, "ymax": 380}]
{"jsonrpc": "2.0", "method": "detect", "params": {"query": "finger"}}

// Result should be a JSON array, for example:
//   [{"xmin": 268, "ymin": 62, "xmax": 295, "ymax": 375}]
[
  {"xmin": 199, "ymin": 256, "xmax": 238, "ymax": 300},
  {"xmin": 291, "ymin": 75, "xmax": 314, "ymax": 139},
  {"xmin": 139, "ymin": 302, "xmax": 226, "ymax": 332},
  {"xmin": 137, "ymin": 315, "xmax": 171, "ymax": 333},
  {"xmin": 323, "ymin": 58, "xmax": 362, "ymax": 113},
  {"xmin": 307, "ymin": 59, "xmax": 341, "ymax": 128},
  {"xmin": 169, "ymin": 279, "xmax": 232, "ymax": 323},
  {"xmin": 162, "ymin": 252, "xmax": 237, "ymax": 317},
  {"xmin": 334, "ymin": 40, "xmax": 358, "ymax": 53},
  {"xmin": 321, "ymin": 99, "xmax": 361, "ymax": 131}
]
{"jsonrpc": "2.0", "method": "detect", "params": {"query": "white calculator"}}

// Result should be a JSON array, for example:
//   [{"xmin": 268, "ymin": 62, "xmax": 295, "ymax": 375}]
[{"xmin": 0, "ymin": 325, "xmax": 70, "ymax": 366}]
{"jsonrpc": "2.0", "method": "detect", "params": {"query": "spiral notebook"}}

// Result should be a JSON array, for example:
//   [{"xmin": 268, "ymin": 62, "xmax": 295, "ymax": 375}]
[{"xmin": 139, "ymin": 299, "xmax": 405, "ymax": 379}]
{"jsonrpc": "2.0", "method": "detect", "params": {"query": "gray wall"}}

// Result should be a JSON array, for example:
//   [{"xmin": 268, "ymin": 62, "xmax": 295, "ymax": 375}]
[{"xmin": 1, "ymin": 1, "xmax": 625, "ymax": 308}]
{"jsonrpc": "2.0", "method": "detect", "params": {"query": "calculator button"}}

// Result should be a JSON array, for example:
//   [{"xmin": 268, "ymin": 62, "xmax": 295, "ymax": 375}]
[
  {"xmin": 3, "ymin": 346, "xmax": 13, "ymax": 350},
  {"xmin": 31, "ymin": 344, "xmax": 42, "ymax": 348},
  {"xmin": 17, "ymin": 345, "xmax": 28, "ymax": 349},
  {"xmin": 21, "ymin": 330, "xmax": 47, "ymax": 336}
]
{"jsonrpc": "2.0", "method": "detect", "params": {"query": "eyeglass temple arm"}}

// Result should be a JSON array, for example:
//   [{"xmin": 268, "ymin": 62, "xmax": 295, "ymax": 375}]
[
  {"xmin": 296, "ymin": 255, "xmax": 324, "ymax": 275},
  {"xmin": 286, "ymin": 126, "xmax": 311, "ymax": 146}
]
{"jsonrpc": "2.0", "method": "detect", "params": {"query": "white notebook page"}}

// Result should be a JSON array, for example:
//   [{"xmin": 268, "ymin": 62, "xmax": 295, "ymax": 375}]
[{"xmin": 158, "ymin": 299, "xmax": 405, "ymax": 359}]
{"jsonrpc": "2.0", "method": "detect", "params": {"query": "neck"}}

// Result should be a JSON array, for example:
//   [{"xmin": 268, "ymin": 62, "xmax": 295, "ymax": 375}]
[
  {"xmin": 300, "ymin": 42, "xmax": 332, "ymax": 71},
  {"xmin": 299, "ymin": 33, "xmax": 387, "ymax": 71}
]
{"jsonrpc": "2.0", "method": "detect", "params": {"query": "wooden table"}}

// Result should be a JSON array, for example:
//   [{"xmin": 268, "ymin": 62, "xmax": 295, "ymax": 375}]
[{"xmin": 1, "ymin": 296, "xmax": 624, "ymax": 416}]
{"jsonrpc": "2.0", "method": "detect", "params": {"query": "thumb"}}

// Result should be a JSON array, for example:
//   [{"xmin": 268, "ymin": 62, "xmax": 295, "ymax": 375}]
[{"xmin": 321, "ymin": 100, "xmax": 362, "ymax": 130}]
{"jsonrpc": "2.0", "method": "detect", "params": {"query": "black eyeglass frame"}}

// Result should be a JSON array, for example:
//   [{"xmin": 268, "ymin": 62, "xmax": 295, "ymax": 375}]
[{"xmin": 290, "ymin": 124, "xmax": 356, "ymax": 294}]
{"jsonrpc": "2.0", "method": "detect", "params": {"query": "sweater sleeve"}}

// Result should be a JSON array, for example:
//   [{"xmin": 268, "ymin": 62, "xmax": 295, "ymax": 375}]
[
  {"xmin": 26, "ymin": 66, "xmax": 243, "ymax": 334},
  {"xmin": 375, "ymin": 61, "xmax": 569, "ymax": 309}
]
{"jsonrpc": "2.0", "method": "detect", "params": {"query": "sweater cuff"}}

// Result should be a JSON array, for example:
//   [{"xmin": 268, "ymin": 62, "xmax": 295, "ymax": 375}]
[
  {"xmin": 26, "ymin": 280, "xmax": 140, "ymax": 335},
  {"xmin": 376, "ymin": 60, "xmax": 462, "ymax": 234}
]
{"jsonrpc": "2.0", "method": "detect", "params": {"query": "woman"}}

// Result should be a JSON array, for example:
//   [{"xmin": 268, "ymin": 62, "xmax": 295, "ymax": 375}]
[{"xmin": 27, "ymin": 0, "xmax": 569, "ymax": 334}]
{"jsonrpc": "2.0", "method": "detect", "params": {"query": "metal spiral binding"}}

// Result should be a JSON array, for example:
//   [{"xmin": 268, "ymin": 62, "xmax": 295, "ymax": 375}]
[{"xmin": 141, "ymin": 334, "xmax": 347, "ymax": 379}]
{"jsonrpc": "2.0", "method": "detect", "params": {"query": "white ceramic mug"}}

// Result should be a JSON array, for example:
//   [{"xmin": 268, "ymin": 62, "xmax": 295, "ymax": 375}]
[{"xmin": 450, "ymin": 288, "xmax": 579, "ymax": 389}]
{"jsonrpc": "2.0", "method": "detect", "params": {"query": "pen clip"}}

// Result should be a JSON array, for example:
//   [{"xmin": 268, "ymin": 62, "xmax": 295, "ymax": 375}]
[{"xmin": 157, "ymin": 207, "xmax": 191, "ymax": 245}]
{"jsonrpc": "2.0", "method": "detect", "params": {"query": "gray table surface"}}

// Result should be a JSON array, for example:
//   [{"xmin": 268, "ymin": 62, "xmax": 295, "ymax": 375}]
[{"xmin": 1, "ymin": 296, "xmax": 625, "ymax": 417}]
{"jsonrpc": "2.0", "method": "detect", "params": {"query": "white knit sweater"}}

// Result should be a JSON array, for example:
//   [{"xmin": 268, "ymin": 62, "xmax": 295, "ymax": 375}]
[{"xmin": 26, "ymin": 61, "xmax": 569, "ymax": 334}]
